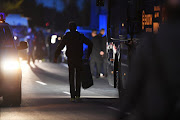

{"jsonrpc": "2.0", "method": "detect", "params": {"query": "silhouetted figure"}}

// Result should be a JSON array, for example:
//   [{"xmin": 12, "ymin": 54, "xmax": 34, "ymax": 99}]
[
  {"xmin": 100, "ymin": 29, "xmax": 108, "ymax": 77},
  {"xmin": 27, "ymin": 28, "xmax": 35, "ymax": 64},
  {"xmin": 119, "ymin": 1, "xmax": 180, "ymax": 120},
  {"xmin": 90, "ymin": 30, "xmax": 102, "ymax": 78},
  {"xmin": 54, "ymin": 22, "xmax": 93, "ymax": 101},
  {"xmin": 35, "ymin": 30, "xmax": 46, "ymax": 60},
  {"xmin": 125, "ymin": 39, "xmax": 136, "ymax": 70}
]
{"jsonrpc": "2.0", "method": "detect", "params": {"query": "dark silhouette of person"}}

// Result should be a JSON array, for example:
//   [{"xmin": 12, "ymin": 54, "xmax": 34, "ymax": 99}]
[
  {"xmin": 54, "ymin": 22, "xmax": 93, "ymax": 101},
  {"xmin": 90, "ymin": 30, "xmax": 103, "ymax": 78},
  {"xmin": 99, "ymin": 29, "xmax": 108, "ymax": 77},
  {"xmin": 27, "ymin": 28, "xmax": 35, "ymax": 64},
  {"xmin": 35, "ymin": 30, "xmax": 46, "ymax": 60},
  {"xmin": 119, "ymin": 1, "xmax": 180, "ymax": 120}
]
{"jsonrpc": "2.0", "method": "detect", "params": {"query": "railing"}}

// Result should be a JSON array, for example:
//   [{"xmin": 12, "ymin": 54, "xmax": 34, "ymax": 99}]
[{"xmin": 107, "ymin": 37, "xmax": 140, "ymax": 95}]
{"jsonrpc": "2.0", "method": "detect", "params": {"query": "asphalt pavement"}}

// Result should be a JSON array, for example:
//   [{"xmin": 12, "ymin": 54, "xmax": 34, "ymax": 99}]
[{"xmin": 0, "ymin": 61, "xmax": 120, "ymax": 120}]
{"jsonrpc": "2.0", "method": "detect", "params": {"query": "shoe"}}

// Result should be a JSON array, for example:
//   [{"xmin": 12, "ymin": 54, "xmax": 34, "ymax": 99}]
[
  {"xmin": 70, "ymin": 98, "xmax": 75, "ymax": 102},
  {"xmin": 75, "ymin": 96, "xmax": 82, "ymax": 102},
  {"xmin": 76, "ymin": 96, "xmax": 80, "ymax": 99}
]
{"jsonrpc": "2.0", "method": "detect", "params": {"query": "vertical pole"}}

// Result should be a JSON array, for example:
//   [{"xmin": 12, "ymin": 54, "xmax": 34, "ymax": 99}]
[
  {"xmin": 114, "ymin": 49, "xmax": 118, "ymax": 88},
  {"xmin": 107, "ymin": 0, "xmax": 111, "ymax": 42}
]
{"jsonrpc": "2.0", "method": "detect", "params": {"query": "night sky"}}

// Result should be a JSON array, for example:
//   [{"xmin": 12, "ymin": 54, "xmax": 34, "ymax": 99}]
[{"xmin": 36, "ymin": 0, "xmax": 85, "ymax": 12}]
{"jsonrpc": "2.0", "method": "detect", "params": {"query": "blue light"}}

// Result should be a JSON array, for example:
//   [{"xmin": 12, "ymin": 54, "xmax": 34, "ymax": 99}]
[
  {"xmin": 64, "ymin": 27, "xmax": 92, "ymax": 52},
  {"xmin": 0, "ymin": 13, "xmax": 6, "ymax": 20},
  {"xmin": 5, "ymin": 14, "xmax": 28, "ymax": 26},
  {"xmin": 99, "ymin": 14, "xmax": 107, "ymax": 35}
]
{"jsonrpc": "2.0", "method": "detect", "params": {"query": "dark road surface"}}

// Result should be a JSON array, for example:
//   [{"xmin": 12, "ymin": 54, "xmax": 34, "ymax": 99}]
[{"xmin": 0, "ymin": 61, "xmax": 119, "ymax": 120}]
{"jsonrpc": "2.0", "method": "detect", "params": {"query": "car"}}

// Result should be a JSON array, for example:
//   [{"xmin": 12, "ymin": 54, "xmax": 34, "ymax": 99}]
[{"xmin": 0, "ymin": 13, "xmax": 28, "ymax": 106}]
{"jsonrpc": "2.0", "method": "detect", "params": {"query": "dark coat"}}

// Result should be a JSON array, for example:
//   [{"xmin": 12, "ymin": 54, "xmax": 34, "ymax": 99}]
[
  {"xmin": 91, "ymin": 34, "xmax": 103, "ymax": 60},
  {"xmin": 101, "ymin": 36, "xmax": 107, "ymax": 58},
  {"xmin": 120, "ymin": 24, "xmax": 180, "ymax": 120},
  {"xmin": 55, "ymin": 31, "xmax": 93, "ymax": 65}
]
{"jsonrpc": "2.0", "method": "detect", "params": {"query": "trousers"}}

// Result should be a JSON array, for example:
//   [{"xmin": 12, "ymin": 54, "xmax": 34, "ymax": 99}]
[
  {"xmin": 90, "ymin": 57, "xmax": 102, "ymax": 77},
  {"xmin": 102, "ymin": 58, "xmax": 108, "ymax": 76},
  {"xmin": 28, "ymin": 52, "xmax": 35, "ymax": 64},
  {"xmin": 68, "ymin": 61, "xmax": 82, "ymax": 98}
]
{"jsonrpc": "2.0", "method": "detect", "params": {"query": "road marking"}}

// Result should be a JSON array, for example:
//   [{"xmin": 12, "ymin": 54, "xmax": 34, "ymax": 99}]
[
  {"xmin": 36, "ymin": 81, "xmax": 47, "ymax": 85},
  {"xmin": 107, "ymin": 106, "xmax": 120, "ymax": 112},
  {"xmin": 63, "ymin": 91, "xmax": 70, "ymax": 95}
]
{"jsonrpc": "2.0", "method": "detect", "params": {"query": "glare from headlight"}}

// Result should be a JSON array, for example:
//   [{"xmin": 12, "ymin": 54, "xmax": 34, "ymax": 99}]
[{"xmin": 2, "ymin": 60, "xmax": 20, "ymax": 70}]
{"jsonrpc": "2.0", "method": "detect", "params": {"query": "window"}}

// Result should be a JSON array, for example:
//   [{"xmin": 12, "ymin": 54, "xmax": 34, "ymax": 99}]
[
  {"xmin": 153, "ymin": 22, "xmax": 159, "ymax": 33},
  {"xmin": 154, "ymin": 6, "xmax": 160, "ymax": 11},
  {"xmin": 154, "ymin": 12, "xmax": 159, "ymax": 18},
  {"xmin": 146, "ymin": 28, "xmax": 152, "ymax": 32}
]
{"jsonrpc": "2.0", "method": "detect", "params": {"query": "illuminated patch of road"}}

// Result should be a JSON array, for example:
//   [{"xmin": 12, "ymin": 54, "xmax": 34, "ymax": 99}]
[{"xmin": 36, "ymin": 81, "xmax": 47, "ymax": 86}]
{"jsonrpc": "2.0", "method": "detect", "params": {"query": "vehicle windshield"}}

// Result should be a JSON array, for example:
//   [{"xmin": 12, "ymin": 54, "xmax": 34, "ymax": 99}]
[{"xmin": 0, "ymin": 26, "xmax": 14, "ymax": 48}]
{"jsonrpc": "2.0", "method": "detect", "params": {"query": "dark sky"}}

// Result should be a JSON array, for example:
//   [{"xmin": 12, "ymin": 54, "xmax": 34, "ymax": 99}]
[{"xmin": 36, "ymin": 0, "xmax": 85, "ymax": 12}]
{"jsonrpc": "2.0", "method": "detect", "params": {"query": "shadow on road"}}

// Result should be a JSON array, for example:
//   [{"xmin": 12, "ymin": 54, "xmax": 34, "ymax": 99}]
[
  {"xmin": 29, "ymin": 64, "xmax": 68, "ymax": 83},
  {"xmin": 20, "ymin": 98, "xmax": 119, "ymax": 108},
  {"xmin": 1, "ymin": 98, "xmax": 120, "ymax": 120}
]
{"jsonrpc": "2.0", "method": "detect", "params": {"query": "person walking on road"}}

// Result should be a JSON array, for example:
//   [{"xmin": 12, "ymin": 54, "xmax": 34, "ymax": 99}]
[
  {"xmin": 27, "ymin": 28, "xmax": 35, "ymax": 64},
  {"xmin": 99, "ymin": 29, "xmax": 108, "ymax": 77},
  {"xmin": 35, "ymin": 30, "xmax": 46, "ymax": 60},
  {"xmin": 90, "ymin": 30, "xmax": 103, "ymax": 78},
  {"xmin": 54, "ymin": 22, "xmax": 93, "ymax": 102}
]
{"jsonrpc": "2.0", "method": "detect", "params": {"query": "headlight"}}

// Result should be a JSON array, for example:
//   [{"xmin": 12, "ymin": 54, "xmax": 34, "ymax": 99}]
[{"xmin": 2, "ymin": 60, "xmax": 20, "ymax": 71}]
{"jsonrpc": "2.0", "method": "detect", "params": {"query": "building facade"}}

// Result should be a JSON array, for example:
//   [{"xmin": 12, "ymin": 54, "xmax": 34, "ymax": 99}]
[{"xmin": 142, "ymin": 0, "xmax": 166, "ymax": 33}]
